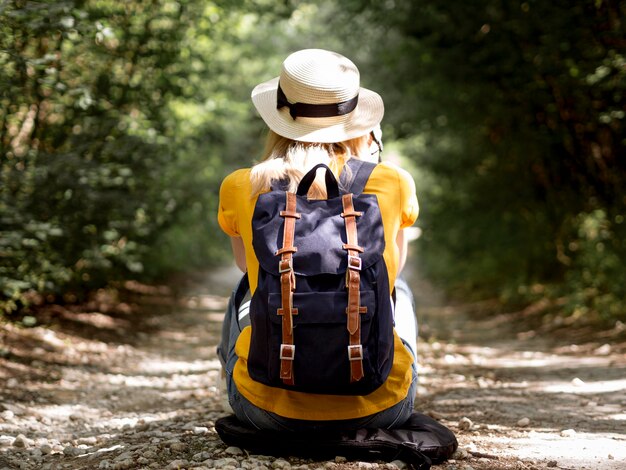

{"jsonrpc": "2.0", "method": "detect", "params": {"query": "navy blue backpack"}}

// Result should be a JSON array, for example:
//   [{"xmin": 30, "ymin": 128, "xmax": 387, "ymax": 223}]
[{"xmin": 247, "ymin": 159, "xmax": 394, "ymax": 395}]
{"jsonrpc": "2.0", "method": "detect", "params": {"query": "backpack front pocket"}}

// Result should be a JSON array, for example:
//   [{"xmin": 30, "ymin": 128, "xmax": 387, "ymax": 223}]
[{"xmin": 264, "ymin": 290, "xmax": 378, "ymax": 395}]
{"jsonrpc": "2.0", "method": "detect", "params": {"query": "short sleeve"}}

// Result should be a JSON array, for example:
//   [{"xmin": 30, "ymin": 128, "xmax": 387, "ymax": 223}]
[
  {"xmin": 397, "ymin": 167, "xmax": 419, "ymax": 229},
  {"xmin": 217, "ymin": 172, "xmax": 241, "ymax": 237}
]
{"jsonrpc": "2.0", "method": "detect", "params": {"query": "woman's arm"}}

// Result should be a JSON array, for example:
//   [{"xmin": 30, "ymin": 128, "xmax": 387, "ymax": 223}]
[
  {"xmin": 231, "ymin": 236, "xmax": 247, "ymax": 272},
  {"xmin": 396, "ymin": 229, "xmax": 408, "ymax": 274}
]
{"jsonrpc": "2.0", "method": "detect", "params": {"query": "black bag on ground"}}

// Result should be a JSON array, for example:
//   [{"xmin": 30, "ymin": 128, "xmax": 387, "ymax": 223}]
[{"xmin": 215, "ymin": 412, "xmax": 458, "ymax": 470}]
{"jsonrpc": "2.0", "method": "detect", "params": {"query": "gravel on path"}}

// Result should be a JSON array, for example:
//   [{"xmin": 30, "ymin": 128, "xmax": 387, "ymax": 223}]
[{"xmin": 1, "ymin": 265, "xmax": 625, "ymax": 470}]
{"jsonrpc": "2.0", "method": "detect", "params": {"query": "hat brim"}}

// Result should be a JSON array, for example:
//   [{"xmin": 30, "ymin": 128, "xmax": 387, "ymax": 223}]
[{"xmin": 251, "ymin": 77, "xmax": 384, "ymax": 143}]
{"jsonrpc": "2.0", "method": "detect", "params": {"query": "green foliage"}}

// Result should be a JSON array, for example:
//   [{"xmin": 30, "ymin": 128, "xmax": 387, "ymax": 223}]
[
  {"xmin": 0, "ymin": 0, "xmax": 351, "ymax": 314},
  {"xmin": 334, "ymin": 0, "xmax": 626, "ymax": 319},
  {"xmin": 0, "ymin": 0, "xmax": 294, "ymax": 313},
  {"xmin": 2, "ymin": 0, "xmax": 624, "ymax": 323},
  {"xmin": 559, "ymin": 209, "xmax": 626, "ymax": 319},
  {"xmin": 0, "ymin": 0, "xmax": 197, "ymax": 312}
]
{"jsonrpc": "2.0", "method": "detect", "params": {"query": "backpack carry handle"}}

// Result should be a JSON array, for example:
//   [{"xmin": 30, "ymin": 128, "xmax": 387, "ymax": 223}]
[{"xmin": 296, "ymin": 164, "xmax": 340, "ymax": 199}]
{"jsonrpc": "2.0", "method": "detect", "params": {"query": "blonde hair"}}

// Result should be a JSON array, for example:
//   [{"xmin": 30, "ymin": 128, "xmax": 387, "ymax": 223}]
[{"xmin": 251, "ymin": 130, "xmax": 371, "ymax": 199}]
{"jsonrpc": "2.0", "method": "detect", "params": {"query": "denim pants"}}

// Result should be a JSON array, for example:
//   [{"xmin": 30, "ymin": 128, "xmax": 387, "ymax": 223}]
[{"xmin": 217, "ymin": 276, "xmax": 419, "ymax": 432}]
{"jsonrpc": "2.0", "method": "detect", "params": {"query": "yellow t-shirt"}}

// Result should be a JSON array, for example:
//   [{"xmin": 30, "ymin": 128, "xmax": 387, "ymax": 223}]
[{"xmin": 217, "ymin": 161, "xmax": 419, "ymax": 420}]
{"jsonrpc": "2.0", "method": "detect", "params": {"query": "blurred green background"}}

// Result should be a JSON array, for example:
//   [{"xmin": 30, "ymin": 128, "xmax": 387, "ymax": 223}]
[{"xmin": 1, "ymin": 0, "xmax": 624, "ymax": 322}]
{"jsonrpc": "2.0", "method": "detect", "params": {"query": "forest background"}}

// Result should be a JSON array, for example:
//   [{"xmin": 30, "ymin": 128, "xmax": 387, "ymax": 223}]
[{"xmin": 1, "ymin": 0, "xmax": 625, "ymax": 326}]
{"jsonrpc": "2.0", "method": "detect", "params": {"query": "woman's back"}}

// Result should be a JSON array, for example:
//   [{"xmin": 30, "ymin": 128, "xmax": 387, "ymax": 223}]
[{"xmin": 217, "ymin": 48, "xmax": 420, "ymax": 431}]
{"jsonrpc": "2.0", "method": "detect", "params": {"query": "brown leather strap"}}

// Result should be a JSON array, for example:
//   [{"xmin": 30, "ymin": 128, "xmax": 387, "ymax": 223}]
[
  {"xmin": 275, "ymin": 192, "xmax": 300, "ymax": 385},
  {"xmin": 341, "ymin": 194, "xmax": 366, "ymax": 382}
]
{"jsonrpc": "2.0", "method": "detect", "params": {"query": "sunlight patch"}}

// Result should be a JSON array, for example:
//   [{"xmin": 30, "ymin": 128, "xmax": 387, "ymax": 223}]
[
  {"xmin": 542, "ymin": 378, "xmax": 626, "ymax": 394},
  {"xmin": 137, "ymin": 358, "xmax": 221, "ymax": 374},
  {"xmin": 489, "ymin": 432, "xmax": 626, "ymax": 469}
]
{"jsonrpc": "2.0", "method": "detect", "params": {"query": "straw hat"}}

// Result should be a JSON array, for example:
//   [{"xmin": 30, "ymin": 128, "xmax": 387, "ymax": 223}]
[{"xmin": 251, "ymin": 49, "xmax": 384, "ymax": 143}]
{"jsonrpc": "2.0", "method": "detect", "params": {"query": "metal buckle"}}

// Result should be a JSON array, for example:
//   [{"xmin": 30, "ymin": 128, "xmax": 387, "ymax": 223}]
[
  {"xmin": 279, "ymin": 258, "xmax": 293, "ymax": 273},
  {"xmin": 348, "ymin": 345, "xmax": 363, "ymax": 361},
  {"xmin": 280, "ymin": 344, "xmax": 295, "ymax": 360},
  {"xmin": 348, "ymin": 255, "xmax": 362, "ymax": 271}
]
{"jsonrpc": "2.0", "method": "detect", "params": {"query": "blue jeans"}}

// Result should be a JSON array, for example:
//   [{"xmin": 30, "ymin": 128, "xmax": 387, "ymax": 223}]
[{"xmin": 217, "ymin": 276, "xmax": 419, "ymax": 432}]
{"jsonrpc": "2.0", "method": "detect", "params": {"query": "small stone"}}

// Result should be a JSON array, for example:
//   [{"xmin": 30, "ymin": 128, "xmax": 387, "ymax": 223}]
[
  {"xmin": 115, "ymin": 451, "xmax": 134, "ymax": 461},
  {"xmin": 451, "ymin": 448, "xmax": 469, "ymax": 460},
  {"xmin": 114, "ymin": 459, "xmax": 134, "ymax": 470},
  {"xmin": 571, "ymin": 377, "xmax": 585, "ymax": 386},
  {"xmin": 390, "ymin": 460, "xmax": 407, "ymax": 470},
  {"xmin": 143, "ymin": 449, "xmax": 159, "ymax": 459},
  {"xmin": 272, "ymin": 459, "xmax": 291, "ymax": 469},
  {"xmin": 63, "ymin": 446, "xmax": 78, "ymax": 456},
  {"xmin": 137, "ymin": 420, "xmax": 150, "ymax": 431},
  {"xmin": 77, "ymin": 436, "xmax": 98, "ymax": 445},
  {"xmin": 547, "ymin": 461, "xmax": 558, "ymax": 468},
  {"xmin": 594, "ymin": 344, "xmax": 611, "ymax": 355},
  {"xmin": 335, "ymin": 456, "xmax": 347, "ymax": 463},
  {"xmin": 98, "ymin": 461, "xmax": 111, "ymax": 469},
  {"xmin": 13, "ymin": 434, "xmax": 31, "ymax": 448},
  {"xmin": 358, "ymin": 463, "xmax": 375, "ymax": 469},
  {"xmin": 170, "ymin": 442, "xmax": 187, "ymax": 452},
  {"xmin": 0, "ymin": 410, "xmax": 15, "ymax": 420},
  {"xmin": 517, "ymin": 417, "xmax": 530, "ymax": 427},
  {"xmin": 608, "ymin": 454, "xmax": 614, "ymax": 459},
  {"xmin": 168, "ymin": 460, "xmax": 189, "ymax": 470},
  {"xmin": 214, "ymin": 458, "xmax": 239, "ymax": 468},
  {"xmin": 193, "ymin": 426, "xmax": 209, "ymax": 435},
  {"xmin": 458, "ymin": 417, "xmax": 473, "ymax": 431},
  {"xmin": 193, "ymin": 451, "xmax": 211, "ymax": 462},
  {"xmin": 40, "ymin": 444, "xmax": 53, "ymax": 454},
  {"xmin": 225, "ymin": 446, "xmax": 244, "ymax": 456},
  {"xmin": 560, "ymin": 429, "xmax": 576, "ymax": 437}
]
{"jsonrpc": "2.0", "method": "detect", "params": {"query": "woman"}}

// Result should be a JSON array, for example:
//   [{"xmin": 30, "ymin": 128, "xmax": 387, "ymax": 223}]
[{"xmin": 217, "ymin": 49, "xmax": 419, "ymax": 431}]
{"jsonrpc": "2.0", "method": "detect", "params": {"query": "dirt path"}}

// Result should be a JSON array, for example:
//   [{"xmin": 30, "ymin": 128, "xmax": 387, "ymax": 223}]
[
  {"xmin": 1, "ymin": 265, "xmax": 625, "ymax": 470},
  {"xmin": 407, "ymin": 270, "xmax": 626, "ymax": 470}
]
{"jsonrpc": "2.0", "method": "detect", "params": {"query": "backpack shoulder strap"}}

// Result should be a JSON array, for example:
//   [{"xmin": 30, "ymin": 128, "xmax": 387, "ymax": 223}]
[
  {"xmin": 233, "ymin": 273, "xmax": 250, "ymax": 311},
  {"xmin": 339, "ymin": 159, "xmax": 377, "ymax": 195}
]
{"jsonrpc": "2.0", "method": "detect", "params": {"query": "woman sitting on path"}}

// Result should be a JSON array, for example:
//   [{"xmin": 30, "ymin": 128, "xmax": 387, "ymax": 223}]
[{"xmin": 217, "ymin": 48, "xmax": 419, "ymax": 431}]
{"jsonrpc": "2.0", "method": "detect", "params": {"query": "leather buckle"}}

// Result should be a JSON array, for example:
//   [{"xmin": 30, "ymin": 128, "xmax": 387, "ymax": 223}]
[
  {"xmin": 279, "ymin": 258, "xmax": 293, "ymax": 273},
  {"xmin": 348, "ymin": 344, "xmax": 363, "ymax": 361},
  {"xmin": 280, "ymin": 344, "xmax": 295, "ymax": 360},
  {"xmin": 348, "ymin": 255, "xmax": 362, "ymax": 271}
]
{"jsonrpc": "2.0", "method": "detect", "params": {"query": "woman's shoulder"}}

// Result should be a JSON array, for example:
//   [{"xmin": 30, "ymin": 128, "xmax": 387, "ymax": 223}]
[
  {"xmin": 221, "ymin": 168, "xmax": 252, "ymax": 191},
  {"xmin": 366, "ymin": 161, "xmax": 416, "ymax": 193},
  {"xmin": 374, "ymin": 161, "xmax": 413, "ymax": 181}
]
